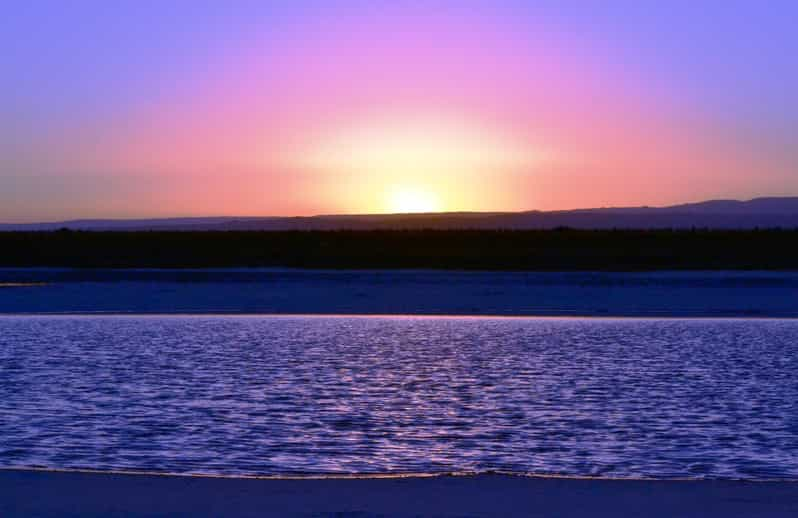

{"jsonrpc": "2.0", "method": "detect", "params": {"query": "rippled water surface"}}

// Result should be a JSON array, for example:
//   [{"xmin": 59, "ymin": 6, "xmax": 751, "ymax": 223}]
[{"xmin": 1, "ymin": 315, "xmax": 797, "ymax": 480}]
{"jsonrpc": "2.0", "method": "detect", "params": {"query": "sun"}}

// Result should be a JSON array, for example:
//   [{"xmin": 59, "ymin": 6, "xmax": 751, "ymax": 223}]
[
  {"xmin": 387, "ymin": 187, "xmax": 442, "ymax": 214},
  {"xmin": 288, "ymin": 112, "xmax": 541, "ymax": 214}
]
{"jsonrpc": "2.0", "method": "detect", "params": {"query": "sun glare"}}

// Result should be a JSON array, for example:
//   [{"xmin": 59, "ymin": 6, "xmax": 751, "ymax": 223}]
[
  {"xmin": 301, "ymin": 117, "xmax": 531, "ymax": 175},
  {"xmin": 387, "ymin": 187, "xmax": 442, "ymax": 214},
  {"xmin": 290, "ymin": 114, "xmax": 541, "ymax": 214}
]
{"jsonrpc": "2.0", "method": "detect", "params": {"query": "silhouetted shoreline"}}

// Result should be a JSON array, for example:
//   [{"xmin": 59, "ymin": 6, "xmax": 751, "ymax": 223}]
[
  {"xmin": 2, "ymin": 229, "xmax": 798, "ymax": 270},
  {"xmin": 4, "ymin": 197, "xmax": 798, "ymax": 232}
]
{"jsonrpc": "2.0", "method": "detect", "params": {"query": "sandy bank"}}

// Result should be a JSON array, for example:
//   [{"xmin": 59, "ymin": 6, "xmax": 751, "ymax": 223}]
[{"xmin": 2, "ymin": 470, "xmax": 796, "ymax": 517}]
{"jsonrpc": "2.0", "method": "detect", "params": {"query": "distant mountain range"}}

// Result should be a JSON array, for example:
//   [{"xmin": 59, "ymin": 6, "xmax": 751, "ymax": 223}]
[{"xmin": 4, "ymin": 197, "xmax": 798, "ymax": 231}]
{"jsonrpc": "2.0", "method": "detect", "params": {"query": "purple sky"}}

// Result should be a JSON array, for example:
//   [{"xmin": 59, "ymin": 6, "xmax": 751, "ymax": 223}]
[{"xmin": 2, "ymin": 1, "xmax": 796, "ymax": 221}]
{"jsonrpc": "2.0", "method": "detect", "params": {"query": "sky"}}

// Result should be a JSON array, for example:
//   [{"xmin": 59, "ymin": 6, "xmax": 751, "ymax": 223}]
[{"xmin": 2, "ymin": 0, "xmax": 796, "ymax": 221}]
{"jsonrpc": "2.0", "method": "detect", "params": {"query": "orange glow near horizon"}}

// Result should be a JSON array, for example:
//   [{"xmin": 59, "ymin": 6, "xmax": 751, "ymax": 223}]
[
  {"xmin": 4, "ymin": 4, "xmax": 795, "ymax": 223},
  {"xmin": 386, "ymin": 186, "xmax": 442, "ymax": 214},
  {"xmin": 286, "ymin": 114, "xmax": 543, "ymax": 214}
]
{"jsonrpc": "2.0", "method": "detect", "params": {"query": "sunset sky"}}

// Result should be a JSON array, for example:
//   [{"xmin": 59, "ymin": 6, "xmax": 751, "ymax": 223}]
[{"xmin": 2, "ymin": 1, "xmax": 796, "ymax": 221}]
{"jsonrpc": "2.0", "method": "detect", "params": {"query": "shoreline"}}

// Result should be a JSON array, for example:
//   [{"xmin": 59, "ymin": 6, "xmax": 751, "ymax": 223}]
[
  {"xmin": 7, "ymin": 465, "xmax": 798, "ymax": 482},
  {"xmin": 3, "ymin": 468, "xmax": 797, "ymax": 517},
  {"xmin": 2, "ymin": 311, "xmax": 798, "ymax": 320},
  {"xmin": 2, "ymin": 268, "xmax": 797, "ymax": 317}
]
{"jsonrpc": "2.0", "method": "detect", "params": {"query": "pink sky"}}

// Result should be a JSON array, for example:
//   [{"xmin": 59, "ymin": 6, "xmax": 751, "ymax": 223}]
[{"xmin": 2, "ymin": 3, "xmax": 795, "ymax": 221}]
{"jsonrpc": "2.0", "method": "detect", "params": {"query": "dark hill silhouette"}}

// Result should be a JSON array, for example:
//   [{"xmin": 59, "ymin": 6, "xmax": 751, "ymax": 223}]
[{"xmin": 3, "ymin": 197, "xmax": 798, "ymax": 231}]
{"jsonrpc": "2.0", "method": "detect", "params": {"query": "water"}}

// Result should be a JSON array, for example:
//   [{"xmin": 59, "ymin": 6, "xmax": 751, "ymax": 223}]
[{"xmin": 1, "ymin": 315, "xmax": 797, "ymax": 480}]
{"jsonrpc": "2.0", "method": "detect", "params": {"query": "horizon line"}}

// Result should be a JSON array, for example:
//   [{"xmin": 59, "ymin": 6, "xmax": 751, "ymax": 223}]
[{"xmin": 3, "ymin": 195, "xmax": 798, "ymax": 226}]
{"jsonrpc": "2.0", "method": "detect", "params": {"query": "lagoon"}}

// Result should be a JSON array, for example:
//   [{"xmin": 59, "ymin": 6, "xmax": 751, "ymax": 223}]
[{"xmin": 2, "ymin": 315, "xmax": 796, "ymax": 480}]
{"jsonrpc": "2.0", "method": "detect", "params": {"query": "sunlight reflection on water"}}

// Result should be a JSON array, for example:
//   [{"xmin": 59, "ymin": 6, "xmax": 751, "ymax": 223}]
[{"xmin": 1, "ymin": 315, "xmax": 797, "ymax": 480}]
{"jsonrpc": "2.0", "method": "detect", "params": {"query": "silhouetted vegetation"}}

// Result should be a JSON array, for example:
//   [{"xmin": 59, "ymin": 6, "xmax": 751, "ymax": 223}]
[{"xmin": 1, "ymin": 229, "xmax": 797, "ymax": 270}]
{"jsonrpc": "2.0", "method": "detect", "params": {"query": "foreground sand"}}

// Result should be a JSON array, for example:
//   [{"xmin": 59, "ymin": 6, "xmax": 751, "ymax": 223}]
[{"xmin": 2, "ymin": 470, "xmax": 797, "ymax": 517}]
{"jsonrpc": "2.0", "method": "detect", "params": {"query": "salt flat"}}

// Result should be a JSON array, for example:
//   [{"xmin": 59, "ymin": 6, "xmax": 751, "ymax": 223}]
[{"xmin": 1, "ymin": 269, "xmax": 797, "ymax": 316}]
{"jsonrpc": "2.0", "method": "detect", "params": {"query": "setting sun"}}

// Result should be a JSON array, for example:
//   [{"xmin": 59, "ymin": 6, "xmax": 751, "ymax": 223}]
[
  {"xmin": 387, "ymin": 186, "xmax": 442, "ymax": 214},
  {"xmin": 4, "ymin": 4, "xmax": 798, "ymax": 515},
  {"xmin": 291, "ymin": 114, "xmax": 538, "ymax": 214}
]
